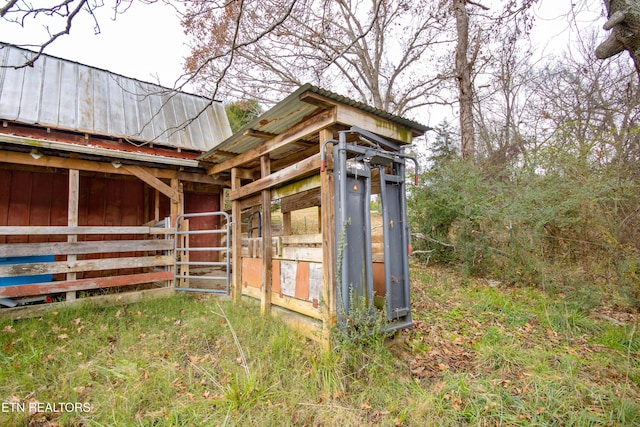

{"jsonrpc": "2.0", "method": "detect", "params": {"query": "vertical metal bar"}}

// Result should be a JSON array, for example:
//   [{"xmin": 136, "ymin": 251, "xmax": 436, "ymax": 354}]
[
  {"xmin": 398, "ymin": 160, "xmax": 412, "ymax": 327},
  {"xmin": 173, "ymin": 211, "xmax": 231, "ymax": 294}
]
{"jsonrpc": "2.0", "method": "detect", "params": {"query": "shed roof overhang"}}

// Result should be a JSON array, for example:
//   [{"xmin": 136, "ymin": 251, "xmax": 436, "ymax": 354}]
[{"xmin": 198, "ymin": 84, "xmax": 430, "ymax": 176}]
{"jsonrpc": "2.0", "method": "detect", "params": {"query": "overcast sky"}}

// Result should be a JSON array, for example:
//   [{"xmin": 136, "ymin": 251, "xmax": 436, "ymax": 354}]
[
  {"xmin": 0, "ymin": 1, "xmax": 603, "ymax": 94},
  {"xmin": 0, "ymin": 1, "xmax": 189, "ymax": 88}
]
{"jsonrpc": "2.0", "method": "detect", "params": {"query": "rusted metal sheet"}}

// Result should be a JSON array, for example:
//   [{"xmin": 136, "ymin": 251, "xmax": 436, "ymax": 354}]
[
  {"xmin": 199, "ymin": 83, "xmax": 430, "ymax": 162},
  {"xmin": 0, "ymin": 43, "xmax": 232, "ymax": 152}
]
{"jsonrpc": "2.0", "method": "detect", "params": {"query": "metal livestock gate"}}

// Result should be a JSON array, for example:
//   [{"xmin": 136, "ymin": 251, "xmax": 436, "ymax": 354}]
[{"xmin": 173, "ymin": 212, "xmax": 231, "ymax": 294}]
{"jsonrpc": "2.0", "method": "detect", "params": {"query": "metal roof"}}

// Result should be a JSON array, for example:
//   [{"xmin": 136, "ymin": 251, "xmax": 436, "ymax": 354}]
[
  {"xmin": 0, "ymin": 43, "xmax": 232, "ymax": 152},
  {"xmin": 199, "ymin": 83, "xmax": 429, "ymax": 163}
]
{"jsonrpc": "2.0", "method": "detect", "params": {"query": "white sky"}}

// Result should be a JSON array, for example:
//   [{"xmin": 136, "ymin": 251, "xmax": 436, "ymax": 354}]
[
  {"xmin": 0, "ymin": 1, "xmax": 189, "ymax": 89},
  {"xmin": 0, "ymin": 1, "xmax": 606, "ymax": 95}
]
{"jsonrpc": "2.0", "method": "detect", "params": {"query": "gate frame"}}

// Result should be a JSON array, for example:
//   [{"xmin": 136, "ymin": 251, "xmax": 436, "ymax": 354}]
[{"xmin": 173, "ymin": 211, "xmax": 231, "ymax": 294}]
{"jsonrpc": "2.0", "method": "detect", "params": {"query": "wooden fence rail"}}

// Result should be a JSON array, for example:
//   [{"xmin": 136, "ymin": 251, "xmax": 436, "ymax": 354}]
[{"xmin": 0, "ymin": 226, "xmax": 174, "ymax": 300}]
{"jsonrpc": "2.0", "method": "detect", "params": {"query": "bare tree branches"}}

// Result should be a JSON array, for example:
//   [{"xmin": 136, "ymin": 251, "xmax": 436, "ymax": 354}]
[{"xmin": 183, "ymin": 0, "xmax": 453, "ymax": 116}]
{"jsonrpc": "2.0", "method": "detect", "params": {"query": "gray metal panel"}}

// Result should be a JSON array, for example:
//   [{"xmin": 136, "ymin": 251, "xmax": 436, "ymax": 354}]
[
  {"xmin": 39, "ymin": 56, "xmax": 62, "ymax": 125},
  {"xmin": 58, "ymin": 60, "xmax": 79, "ymax": 128},
  {"xmin": 0, "ymin": 43, "xmax": 231, "ymax": 152}
]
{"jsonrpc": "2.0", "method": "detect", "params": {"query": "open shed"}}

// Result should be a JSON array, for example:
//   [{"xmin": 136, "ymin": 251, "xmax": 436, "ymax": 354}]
[
  {"xmin": 0, "ymin": 42, "xmax": 429, "ymax": 343},
  {"xmin": 0, "ymin": 43, "xmax": 232, "ymax": 310},
  {"xmin": 199, "ymin": 84, "xmax": 429, "ymax": 340}
]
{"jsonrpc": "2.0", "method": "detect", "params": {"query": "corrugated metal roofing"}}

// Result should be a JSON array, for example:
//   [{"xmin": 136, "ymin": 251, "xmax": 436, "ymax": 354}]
[
  {"xmin": 199, "ymin": 83, "xmax": 429, "ymax": 162},
  {"xmin": 0, "ymin": 43, "xmax": 232, "ymax": 152}
]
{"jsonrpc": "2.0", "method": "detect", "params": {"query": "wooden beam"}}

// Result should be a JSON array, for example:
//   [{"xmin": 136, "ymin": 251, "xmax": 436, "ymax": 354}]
[
  {"xmin": 206, "ymin": 108, "xmax": 335, "ymax": 175},
  {"xmin": 0, "ymin": 150, "xmax": 227, "ymax": 185},
  {"xmin": 0, "ymin": 226, "xmax": 172, "ymax": 235},
  {"xmin": 0, "ymin": 255, "xmax": 174, "ymax": 277},
  {"xmin": 244, "ymin": 129, "xmax": 278, "ymax": 139},
  {"xmin": 229, "ymin": 153, "xmax": 321, "ymax": 201},
  {"xmin": 300, "ymin": 92, "xmax": 418, "ymax": 144},
  {"xmin": 0, "ymin": 287, "xmax": 176, "ymax": 321},
  {"xmin": 67, "ymin": 169, "xmax": 79, "ymax": 302},
  {"xmin": 261, "ymin": 155, "xmax": 272, "ymax": 316},
  {"xmin": 231, "ymin": 168, "xmax": 243, "ymax": 303},
  {"xmin": 124, "ymin": 165, "xmax": 181, "ymax": 202},
  {"xmin": 233, "ymin": 168, "xmax": 257, "ymax": 180},
  {"xmin": 271, "ymin": 175, "xmax": 321, "ymax": 200},
  {"xmin": 0, "ymin": 239, "xmax": 174, "ymax": 258},
  {"xmin": 0, "ymin": 271, "xmax": 173, "ymax": 298},
  {"xmin": 281, "ymin": 187, "xmax": 322, "ymax": 213},
  {"xmin": 170, "ymin": 178, "xmax": 183, "ymax": 226},
  {"xmin": 319, "ymin": 128, "xmax": 336, "ymax": 349},
  {"xmin": 270, "ymin": 145, "xmax": 319, "ymax": 172}
]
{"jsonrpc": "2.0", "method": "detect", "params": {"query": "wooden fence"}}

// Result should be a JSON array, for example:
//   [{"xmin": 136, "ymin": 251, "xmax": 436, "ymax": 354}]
[{"xmin": 0, "ymin": 226, "xmax": 174, "ymax": 300}]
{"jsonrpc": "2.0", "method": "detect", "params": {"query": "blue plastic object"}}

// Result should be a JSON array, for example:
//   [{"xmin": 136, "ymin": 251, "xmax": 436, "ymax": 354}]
[{"xmin": 0, "ymin": 255, "xmax": 54, "ymax": 286}]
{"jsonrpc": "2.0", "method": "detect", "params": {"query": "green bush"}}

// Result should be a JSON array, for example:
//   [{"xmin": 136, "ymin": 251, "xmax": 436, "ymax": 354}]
[{"xmin": 408, "ymin": 148, "xmax": 639, "ymax": 308}]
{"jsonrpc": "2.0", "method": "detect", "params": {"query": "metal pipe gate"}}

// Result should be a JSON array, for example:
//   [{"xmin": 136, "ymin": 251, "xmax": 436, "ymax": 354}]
[{"xmin": 173, "ymin": 211, "xmax": 231, "ymax": 294}]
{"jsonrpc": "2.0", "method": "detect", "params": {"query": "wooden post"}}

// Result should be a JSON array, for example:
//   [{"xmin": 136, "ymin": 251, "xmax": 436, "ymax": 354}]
[
  {"xmin": 154, "ymin": 189, "xmax": 160, "ymax": 223},
  {"xmin": 66, "ymin": 169, "xmax": 79, "ymax": 302},
  {"xmin": 231, "ymin": 168, "xmax": 243, "ymax": 303},
  {"xmin": 170, "ymin": 179, "xmax": 183, "ymax": 226},
  {"xmin": 170, "ymin": 179, "xmax": 184, "ymax": 289},
  {"xmin": 260, "ymin": 155, "xmax": 272, "ymax": 316},
  {"xmin": 319, "ymin": 128, "xmax": 336, "ymax": 349},
  {"xmin": 282, "ymin": 212, "xmax": 292, "ymax": 235}
]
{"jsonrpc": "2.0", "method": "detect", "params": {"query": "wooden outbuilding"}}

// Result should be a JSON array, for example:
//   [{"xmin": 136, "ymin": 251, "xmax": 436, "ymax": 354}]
[
  {"xmin": 0, "ymin": 43, "xmax": 232, "ymax": 311},
  {"xmin": 199, "ymin": 84, "xmax": 429, "ymax": 340},
  {"xmin": 0, "ymin": 43, "xmax": 429, "ymax": 343}
]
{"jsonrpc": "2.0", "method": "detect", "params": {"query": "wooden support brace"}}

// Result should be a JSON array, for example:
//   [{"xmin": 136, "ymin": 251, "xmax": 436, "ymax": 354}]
[{"xmin": 261, "ymin": 155, "xmax": 272, "ymax": 316}]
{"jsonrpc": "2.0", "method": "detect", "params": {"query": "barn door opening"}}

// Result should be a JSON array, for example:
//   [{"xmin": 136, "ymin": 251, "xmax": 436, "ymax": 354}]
[
  {"xmin": 173, "ymin": 211, "xmax": 231, "ymax": 294},
  {"xmin": 332, "ymin": 127, "xmax": 414, "ymax": 332}
]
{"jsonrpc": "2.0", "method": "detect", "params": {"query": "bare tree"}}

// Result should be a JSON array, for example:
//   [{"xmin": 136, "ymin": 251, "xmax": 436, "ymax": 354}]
[
  {"xmin": 182, "ymin": 0, "xmax": 453, "ymax": 116},
  {"xmin": 453, "ymin": 0, "xmax": 483, "ymax": 161},
  {"xmin": 0, "ymin": 0, "xmax": 148, "ymax": 67}
]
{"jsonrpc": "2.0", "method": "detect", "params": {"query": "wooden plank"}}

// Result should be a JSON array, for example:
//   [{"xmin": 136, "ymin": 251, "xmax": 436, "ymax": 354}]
[
  {"xmin": 231, "ymin": 168, "xmax": 243, "ymax": 303},
  {"xmin": 300, "ymin": 92, "xmax": 416, "ymax": 144},
  {"xmin": 170, "ymin": 178, "xmax": 183, "ymax": 226},
  {"xmin": 207, "ymin": 108, "xmax": 335, "ymax": 175},
  {"xmin": 124, "ymin": 165, "xmax": 180, "ymax": 202},
  {"xmin": 272, "ymin": 175, "xmax": 321, "ymax": 201},
  {"xmin": 242, "ymin": 284, "xmax": 322, "ymax": 320},
  {"xmin": 281, "ymin": 187, "xmax": 322, "ymax": 213},
  {"xmin": 0, "ymin": 255, "xmax": 174, "ymax": 277},
  {"xmin": 281, "ymin": 233, "xmax": 323, "ymax": 245},
  {"xmin": 319, "ymin": 127, "xmax": 336, "ymax": 348},
  {"xmin": 0, "ymin": 287, "xmax": 177, "ymax": 321},
  {"xmin": 0, "ymin": 271, "xmax": 173, "ymax": 298},
  {"xmin": 0, "ymin": 239, "xmax": 174, "ymax": 257},
  {"xmin": 232, "ymin": 168, "xmax": 256, "ymax": 180},
  {"xmin": 0, "ymin": 226, "xmax": 172, "ymax": 235},
  {"xmin": 271, "ymin": 306, "xmax": 322, "ymax": 341},
  {"xmin": 270, "ymin": 145, "xmax": 319, "ymax": 172},
  {"xmin": 67, "ymin": 169, "xmax": 79, "ymax": 302},
  {"xmin": 295, "ymin": 261, "xmax": 310, "ymax": 300},
  {"xmin": 0, "ymin": 150, "xmax": 227, "ymax": 185},
  {"xmin": 278, "ymin": 246, "xmax": 323, "ymax": 263},
  {"xmin": 261, "ymin": 155, "xmax": 272, "ymax": 316},
  {"xmin": 229, "ymin": 153, "xmax": 321, "ymax": 201}
]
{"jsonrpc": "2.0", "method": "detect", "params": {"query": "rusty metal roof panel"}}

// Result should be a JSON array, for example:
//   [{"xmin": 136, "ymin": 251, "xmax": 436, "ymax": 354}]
[
  {"xmin": 0, "ymin": 43, "xmax": 232, "ymax": 152},
  {"xmin": 199, "ymin": 83, "xmax": 429, "ymax": 162}
]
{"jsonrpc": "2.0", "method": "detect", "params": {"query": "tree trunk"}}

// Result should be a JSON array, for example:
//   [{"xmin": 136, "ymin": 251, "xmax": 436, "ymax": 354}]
[{"xmin": 454, "ymin": 0, "xmax": 475, "ymax": 161}]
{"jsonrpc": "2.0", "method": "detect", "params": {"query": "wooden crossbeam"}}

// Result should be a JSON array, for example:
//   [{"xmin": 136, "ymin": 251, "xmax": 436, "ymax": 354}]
[{"xmin": 206, "ymin": 108, "xmax": 335, "ymax": 175}]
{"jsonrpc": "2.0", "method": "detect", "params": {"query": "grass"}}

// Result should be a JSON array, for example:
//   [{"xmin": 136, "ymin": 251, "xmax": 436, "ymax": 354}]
[{"xmin": 1, "ymin": 264, "xmax": 639, "ymax": 426}]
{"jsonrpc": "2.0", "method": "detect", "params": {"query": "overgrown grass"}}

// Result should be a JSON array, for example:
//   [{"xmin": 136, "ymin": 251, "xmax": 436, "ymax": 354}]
[{"xmin": 1, "ymin": 265, "xmax": 638, "ymax": 426}]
